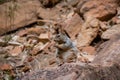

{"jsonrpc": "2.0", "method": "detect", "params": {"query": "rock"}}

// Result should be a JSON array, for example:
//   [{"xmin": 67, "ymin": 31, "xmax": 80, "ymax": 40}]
[
  {"xmin": 66, "ymin": 0, "xmax": 79, "ymax": 6},
  {"xmin": 39, "ymin": 33, "xmax": 49, "ymax": 40},
  {"xmin": 30, "ymin": 47, "xmax": 40, "ymax": 56},
  {"xmin": 0, "ymin": 64, "xmax": 12, "ymax": 70},
  {"xmin": 38, "ymin": 1, "xmax": 75, "ymax": 21},
  {"xmin": 21, "ymin": 34, "xmax": 120, "ymax": 80},
  {"xmin": 21, "ymin": 62, "xmax": 120, "ymax": 80},
  {"xmin": 39, "ymin": 41, "xmax": 55, "ymax": 54},
  {"xmin": 82, "ymin": 46, "xmax": 96, "ymax": 55},
  {"xmin": 38, "ymin": 33, "xmax": 50, "ymax": 43},
  {"xmin": 12, "ymin": 35, "xmax": 20, "ymax": 41},
  {"xmin": 39, "ymin": 0, "xmax": 60, "ymax": 7},
  {"xmin": 0, "ymin": 0, "xmax": 41, "ymax": 35},
  {"xmin": 8, "ymin": 41, "xmax": 21, "ymax": 46},
  {"xmin": 108, "ymin": 7, "xmax": 120, "ymax": 24},
  {"xmin": 76, "ymin": 18, "xmax": 99, "ymax": 47},
  {"xmin": 29, "ymin": 52, "xmax": 56, "ymax": 70},
  {"xmin": 37, "ymin": 6, "xmax": 61, "ymax": 20},
  {"xmin": 77, "ymin": 0, "xmax": 119, "ymax": 21},
  {"xmin": 27, "ymin": 27, "xmax": 47, "ymax": 36},
  {"xmin": 0, "ymin": 39, "xmax": 21, "ymax": 47},
  {"xmin": 82, "ymin": 55, "xmax": 95, "ymax": 62},
  {"xmin": 77, "ymin": 56, "xmax": 89, "ymax": 63},
  {"xmin": 101, "ymin": 24, "xmax": 120, "ymax": 39},
  {"xmin": 55, "ymin": 72, "xmax": 77, "ymax": 80},
  {"xmin": 9, "ymin": 46, "xmax": 22, "ymax": 56},
  {"xmin": 93, "ymin": 34, "xmax": 120, "ymax": 66},
  {"xmin": 99, "ymin": 21, "xmax": 109, "ymax": 31},
  {"xmin": 64, "ymin": 13, "xmax": 83, "ymax": 40},
  {"xmin": 17, "ymin": 30, "xmax": 28, "ymax": 37},
  {"xmin": 16, "ymin": 37, "xmax": 26, "ymax": 43}
]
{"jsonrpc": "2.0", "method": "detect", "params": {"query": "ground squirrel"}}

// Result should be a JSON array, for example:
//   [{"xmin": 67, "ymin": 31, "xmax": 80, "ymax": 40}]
[{"xmin": 53, "ymin": 25, "xmax": 81, "ymax": 65}]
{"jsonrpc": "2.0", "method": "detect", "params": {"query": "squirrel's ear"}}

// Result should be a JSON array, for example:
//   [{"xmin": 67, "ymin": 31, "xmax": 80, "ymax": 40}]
[
  {"xmin": 53, "ymin": 24, "xmax": 62, "ymax": 34},
  {"xmin": 56, "ymin": 25, "xmax": 64, "ymax": 34},
  {"xmin": 53, "ymin": 24, "xmax": 60, "ymax": 34}
]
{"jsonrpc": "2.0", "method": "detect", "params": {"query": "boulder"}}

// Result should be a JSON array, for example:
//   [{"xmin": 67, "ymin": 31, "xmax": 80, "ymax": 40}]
[
  {"xmin": 101, "ymin": 24, "xmax": 120, "ymax": 39},
  {"xmin": 21, "ymin": 34, "xmax": 120, "ymax": 80},
  {"xmin": 93, "ymin": 34, "xmax": 120, "ymax": 65},
  {"xmin": 64, "ymin": 13, "xmax": 83, "ymax": 40},
  {"xmin": 76, "ymin": 18, "xmax": 100, "ymax": 47},
  {"xmin": 77, "ymin": 0, "xmax": 119, "ymax": 21},
  {"xmin": 0, "ymin": 0, "xmax": 41, "ymax": 35}
]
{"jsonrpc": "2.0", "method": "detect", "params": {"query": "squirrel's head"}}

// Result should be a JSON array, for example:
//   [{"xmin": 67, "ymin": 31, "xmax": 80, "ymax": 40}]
[
  {"xmin": 54, "ymin": 33, "xmax": 66, "ymax": 43},
  {"xmin": 53, "ymin": 24, "xmax": 70, "ymax": 43}
]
